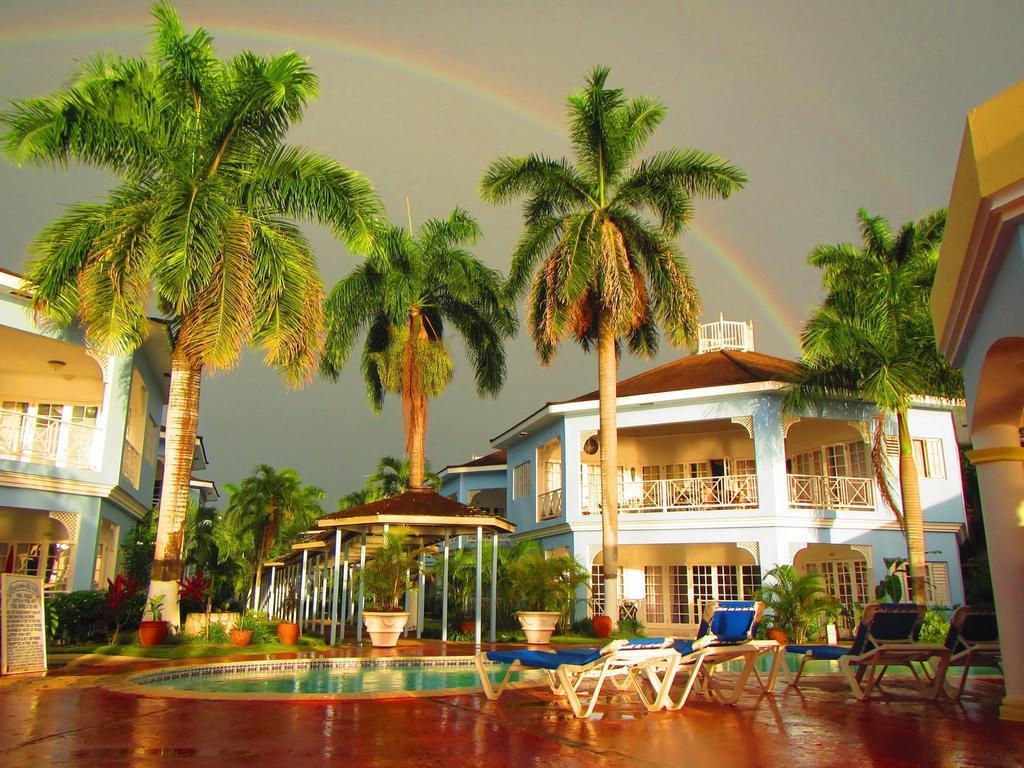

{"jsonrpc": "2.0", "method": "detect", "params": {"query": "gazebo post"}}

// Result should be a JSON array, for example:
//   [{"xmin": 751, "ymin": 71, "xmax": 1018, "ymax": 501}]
[
  {"xmin": 416, "ymin": 548, "xmax": 426, "ymax": 639},
  {"xmin": 311, "ymin": 557, "xmax": 319, "ymax": 633},
  {"xmin": 330, "ymin": 531, "xmax": 342, "ymax": 644},
  {"xmin": 403, "ymin": 567, "xmax": 411, "ymax": 638},
  {"xmin": 339, "ymin": 541, "xmax": 350, "ymax": 640},
  {"xmin": 253, "ymin": 568, "xmax": 262, "ymax": 613},
  {"xmin": 267, "ymin": 566, "xmax": 276, "ymax": 619},
  {"xmin": 490, "ymin": 533, "xmax": 498, "ymax": 643},
  {"xmin": 441, "ymin": 529, "xmax": 450, "ymax": 643},
  {"xmin": 356, "ymin": 529, "xmax": 367, "ymax": 644},
  {"xmin": 474, "ymin": 525, "xmax": 483, "ymax": 646},
  {"xmin": 299, "ymin": 549, "xmax": 309, "ymax": 631}
]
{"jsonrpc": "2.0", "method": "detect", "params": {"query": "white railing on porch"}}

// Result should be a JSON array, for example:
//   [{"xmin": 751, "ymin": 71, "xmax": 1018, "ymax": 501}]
[
  {"xmin": 697, "ymin": 316, "xmax": 754, "ymax": 353},
  {"xmin": 788, "ymin": 474, "xmax": 875, "ymax": 510},
  {"xmin": 580, "ymin": 475, "xmax": 759, "ymax": 515},
  {"xmin": 538, "ymin": 488, "xmax": 563, "ymax": 520},
  {"xmin": 0, "ymin": 407, "xmax": 102, "ymax": 470}
]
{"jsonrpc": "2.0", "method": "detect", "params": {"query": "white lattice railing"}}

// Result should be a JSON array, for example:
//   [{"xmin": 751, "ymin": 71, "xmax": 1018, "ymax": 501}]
[
  {"xmin": 538, "ymin": 488, "xmax": 563, "ymax": 520},
  {"xmin": 0, "ymin": 407, "xmax": 102, "ymax": 470},
  {"xmin": 697, "ymin": 317, "xmax": 754, "ymax": 353},
  {"xmin": 788, "ymin": 474, "xmax": 875, "ymax": 510},
  {"xmin": 580, "ymin": 475, "xmax": 759, "ymax": 515}
]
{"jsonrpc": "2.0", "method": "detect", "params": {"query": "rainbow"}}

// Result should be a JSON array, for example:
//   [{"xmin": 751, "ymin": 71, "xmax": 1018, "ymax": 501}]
[{"xmin": 1, "ymin": 9, "xmax": 805, "ymax": 351}]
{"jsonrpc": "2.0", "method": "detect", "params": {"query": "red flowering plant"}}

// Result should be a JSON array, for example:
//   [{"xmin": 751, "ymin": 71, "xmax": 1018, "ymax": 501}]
[
  {"xmin": 104, "ymin": 574, "xmax": 142, "ymax": 644},
  {"xmin": 177, "ymin": 569, "xmax": 218, "ymax": 639}
]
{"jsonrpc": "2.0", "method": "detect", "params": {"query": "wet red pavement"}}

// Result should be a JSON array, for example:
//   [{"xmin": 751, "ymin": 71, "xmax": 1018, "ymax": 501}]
[{"xmin": 1, "ymin": 641, "xmax": 1021, "ymax": 767}]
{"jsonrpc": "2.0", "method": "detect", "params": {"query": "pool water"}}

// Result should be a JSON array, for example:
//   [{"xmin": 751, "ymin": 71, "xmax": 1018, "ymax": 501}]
[{"xmin": 134, "ymin": 659, "xmax": 545, "ymax": 696}]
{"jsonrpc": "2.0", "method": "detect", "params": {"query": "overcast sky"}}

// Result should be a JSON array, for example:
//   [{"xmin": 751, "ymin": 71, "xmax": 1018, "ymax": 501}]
[{"xmin": 2, "ymin": 0, "xmax": 1021, "ymax": 506}]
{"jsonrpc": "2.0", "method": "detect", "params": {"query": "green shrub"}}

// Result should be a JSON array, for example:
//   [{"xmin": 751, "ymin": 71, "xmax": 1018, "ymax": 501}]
[
  {"xmin": 47, "ymin": 591, "xmax": 107, "ymax": 644},
  {"xmin": 570, "ymin": 616, "xmax": 595, "ymax": 636},
  {"xmin": 919, "ymin": 609, "xmax": 951, "ymax": 645},
  {"xmin": 617, "ymin": 616, "xmax": 646, "ymax": 638}
]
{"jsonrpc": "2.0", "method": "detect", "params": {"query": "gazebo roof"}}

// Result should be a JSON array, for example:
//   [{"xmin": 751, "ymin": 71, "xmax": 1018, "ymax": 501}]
[
  {"xmin": 317, "ymin": 488, "xmax": 515, "ymax": 537},
  {"xmin": 291, "ymin": 529, "xmax": 332, "ymax": 550}
]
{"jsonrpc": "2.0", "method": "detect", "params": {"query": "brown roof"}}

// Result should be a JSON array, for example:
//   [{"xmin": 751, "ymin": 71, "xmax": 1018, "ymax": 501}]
[
  {"xmin": 291, "ymin": 529, "xmax": 333, "ymax": 549},
  {"xmin": 318, "ymin": 488, "xmax": 515, "ymax": 535},
  {"xmin": 442, "ymin": 449, "xmax": 507, "ymax": 471},
  {"xmin": 564, "ymin": 350, "xmax": 799, "ymax": 403}
]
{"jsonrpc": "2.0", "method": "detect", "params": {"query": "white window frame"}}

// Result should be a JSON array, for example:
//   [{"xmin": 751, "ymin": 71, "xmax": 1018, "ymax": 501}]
[{"xmin": 912, "ymin": 438, "xmax": 946, "ymax": 480}]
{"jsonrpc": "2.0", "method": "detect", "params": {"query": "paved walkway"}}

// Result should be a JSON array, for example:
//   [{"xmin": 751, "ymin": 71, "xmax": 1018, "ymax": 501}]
[{"xmin": 1, "ymin": 641, "xmax": 1021, "ymax": 767}]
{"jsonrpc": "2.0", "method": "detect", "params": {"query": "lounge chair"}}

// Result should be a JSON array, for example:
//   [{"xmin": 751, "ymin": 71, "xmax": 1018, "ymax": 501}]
[
  {"xmin": 939, "ymin": 607, "xmax": 1001, "ymax": 699},
  {"xmin": 667, "ymin": 600, "xmax": 783, "ymax": 708},
  {"xmin": 475, "ymin": 637, "xmax": 682, "ymax": 718},
  {"xmin": 782, "ymin": 603, "xmax": 952, "ymax": 700}
]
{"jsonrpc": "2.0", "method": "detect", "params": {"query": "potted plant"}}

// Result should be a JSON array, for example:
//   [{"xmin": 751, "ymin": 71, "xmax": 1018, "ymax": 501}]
[
  {"xmin": 138, "ymin": 595, "xmax": 168, "ymax": 647},
  {"xmin": 277, "ymin": 588, "xmax": 300, "ymax": 646},
  {"xmin": 506, "ymin": 544, "xmax": 589, "ymax": 644},
  {"xmin": 230, "ymin": 613, "xmax": 259, "ymax": 647},
  {"xmin": 591, "ymin": 613, "xmax": 613, "ymax": 638},
  {"xmin": 361, "ymin": 529, "xmax": 419, "ymax": 647},
  {"xmin": 755, "ymin": 564, "xmax": 839, "ymax": 644}
]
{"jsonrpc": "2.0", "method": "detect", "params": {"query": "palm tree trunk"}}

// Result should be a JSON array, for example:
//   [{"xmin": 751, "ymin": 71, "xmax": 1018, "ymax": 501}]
[
  {"xmin": 897, "ymin": 411, "xmax": 927, "ymax": 605},
  {"xmin": 148, "ymin": 347, "xmax": 203, "ymax": 629},
  {"xmin": 405, "ymin": 310, "xmax": 427, "ymax": 490},
  {"xmin": 597, "ymin": 310, "xmax": 620, "ymax": 628}
]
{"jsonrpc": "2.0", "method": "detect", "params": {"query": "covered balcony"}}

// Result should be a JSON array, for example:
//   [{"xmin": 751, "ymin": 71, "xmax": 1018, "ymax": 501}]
[
  {"xmin": 785, "ymin": 419, "xmax": 877, "ymax": 512},
  {"xmin": 578, "ymin": 419, "xmax": 758, "ymax": 515},
  {"xmin": 0, "ymin": 326, "xmax": 105, "ymax": 472}
]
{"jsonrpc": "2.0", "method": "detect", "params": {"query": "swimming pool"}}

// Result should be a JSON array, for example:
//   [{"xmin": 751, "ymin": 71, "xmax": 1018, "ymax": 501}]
[{"xmin": 108, "ymin": 656, "xmax": 546, "ymax": 701}]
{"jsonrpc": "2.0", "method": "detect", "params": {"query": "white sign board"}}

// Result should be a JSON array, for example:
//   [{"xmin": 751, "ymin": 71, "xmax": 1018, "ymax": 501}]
[{"xmin": 1, "ymin": 574, "xmax": 47, "ymax": 675}]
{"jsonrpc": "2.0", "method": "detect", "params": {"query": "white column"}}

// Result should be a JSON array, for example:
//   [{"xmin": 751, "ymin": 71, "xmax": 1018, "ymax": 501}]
[
  {"xmin": 299, "ymin": 550, "xmax": 309, "ymax": 630},
  {"xmin": 474, "ymin": 526, "xmax": 483, "ymax": 646},
  {"xmin": 356, "ymin": 530, "xmax": 367, "ymax": 644},
  {"xmin": 339, "ymin": 541, "xmax": 350, "ymax": 641},
  {"xmin": 968, "ymin": 424, "xmax": 1024, "ymax": 721},
  {"xmin": 403, "ymin": 567, "xmax": 411, "ymax": 638},
  {"xmin": 442, "ymin": 529, "xmax": 450, "ymax": 643},
  {"xmin": 253, "ymin": 568, "xmax": 262, "ymax": 614},
  {"xmin": 490, "ymin": 533, "xmax": 499, "ymax": 643},
  {"xmin": 267, "ymin": 566, "xmax": 276, "ymax": 619},
  {"xmin": 330, "ymin": 532, "xmax": 342, "ymax": 645},
  {"xmin": 417, "ymin": 549, "xmax": 426, "ymax": 640}
]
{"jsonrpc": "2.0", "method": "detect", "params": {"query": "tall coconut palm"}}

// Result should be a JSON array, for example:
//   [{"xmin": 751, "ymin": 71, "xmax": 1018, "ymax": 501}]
[
  {"xmin": 786, "ymin": 208, "xmax": 962, "ymax": 604},
  {"xmin": 0, "ymin": 2, "xmax": 382, "ymax": 623},
  {"xmin": 321, "ymin": 208, "xmax": 516, "ymax": 489},
  {"xmin": 222, "ymin": 464, "xmax": 324, "ymax": 568},
  {"xmin": 481, "ymin": 67, "xmax": 746, "ymax": 624}
]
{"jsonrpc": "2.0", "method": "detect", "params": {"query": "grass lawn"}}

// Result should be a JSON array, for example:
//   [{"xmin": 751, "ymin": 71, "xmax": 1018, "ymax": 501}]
[{"xmin": 50, "ymin": 636, "xmax": 326, "ymax": 660}]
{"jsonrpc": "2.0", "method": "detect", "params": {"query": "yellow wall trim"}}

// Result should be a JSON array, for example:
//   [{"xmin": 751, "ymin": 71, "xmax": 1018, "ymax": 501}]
[{"xmin": 965, "ymin": 446, "xmax": 1024, "ymax": 465}]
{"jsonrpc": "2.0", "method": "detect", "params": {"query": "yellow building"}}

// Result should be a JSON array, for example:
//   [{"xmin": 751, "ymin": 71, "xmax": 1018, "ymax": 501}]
[{"xmin": 932, "ymin": 78, "xmax": 1024, "ymax": 721}]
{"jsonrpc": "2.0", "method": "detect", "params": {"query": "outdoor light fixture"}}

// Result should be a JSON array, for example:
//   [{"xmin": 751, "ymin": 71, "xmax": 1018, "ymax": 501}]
[{"xmin": 46, "ymin": 359, "xmax": 66, "ymax": 372}]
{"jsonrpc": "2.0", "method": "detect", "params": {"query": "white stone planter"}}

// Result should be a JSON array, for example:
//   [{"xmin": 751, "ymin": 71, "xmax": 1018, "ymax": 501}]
[
  {"xmin": 363, "ymin": 611, "xmax": 410, "ymax": 647},
  {"xmin": 182, "ymin": 612, "xmax": 240, "ymax": 637},
  {"xmin": 516, "ymin": 611, "xmax": 561, "ymax": 644}
]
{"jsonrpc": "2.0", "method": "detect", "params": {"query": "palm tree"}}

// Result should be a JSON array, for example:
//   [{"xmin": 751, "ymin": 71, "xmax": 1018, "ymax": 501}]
[
  {"xmin": 0, "ymin": 2, "xmax": 382, "ymax": 623},
  {"xmin": 756, "ymin": 565, "xmax": 839, "ymax": 644},
  {"xmin": 365, "ymin": 455, "xmax": 441, "ymax": 499},
  {"xmin": 321, "ymin": 208, "xmax": 516, "ymax": 488},
  {"xmin": 222, "ymin": 464, "xmax": 325, "ymax": 569},
  {"xmin": 480, "ymin": 67, "xmax": 746, "ymax": 624},
  {"xmin": 786, "ymin": 208, "xmax": 962, "ymax": 604}
]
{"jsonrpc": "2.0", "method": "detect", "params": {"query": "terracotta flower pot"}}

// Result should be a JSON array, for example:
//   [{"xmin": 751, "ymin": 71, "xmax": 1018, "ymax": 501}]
[
  {"xmin": 230, "ymin": 629, "xmax": 254, "ymax": 647},
  {"xmin": 138, "ymin": 620, "xmax": 167, "ymax": 647},
  {"xmin": 459, "ymin": 620, "xmax": 476, "ymax": 635},
  {"xmin": 767, "ymin": 628, "xmax": 788, "ymax": 644},
  {"xmin": 277, "ymin": 622, "xmax": 300, "ymax": 646},
  {"xmin": 592, "ymin": 614, "xmax": 613, "ymax": 639}
]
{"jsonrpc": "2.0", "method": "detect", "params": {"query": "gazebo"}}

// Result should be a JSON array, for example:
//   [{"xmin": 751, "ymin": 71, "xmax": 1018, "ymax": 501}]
[
  {"xmin": 255, "ymin": 489, "xmax": 516, "ymax": 645},
  {"xmin": 316, "ymin": 488, "xmax": 515, "ymax": 645}
]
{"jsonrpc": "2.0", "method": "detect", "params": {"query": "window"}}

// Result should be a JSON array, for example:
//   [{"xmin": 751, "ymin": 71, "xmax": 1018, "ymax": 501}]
[
  {"xmin": 644, "ymin": 566, "xmax": 664, "ymax": 624},
  {"xmin": 512, "ymin": 461, "xmax": 531, "ymax": 499},
  {"xmin": 669, "ymin": 565, "xmax": 689, "ymax": 623},
  {"xmin": 791, "ymin": 450, "xmax": 823, "ymax": 476},
  {"xmin": 804, "ymin": 559, "xmax": 870, "ymax": 609},
  {"xmin": 824, "ymin": 444, "xmax": 848, "ymax": 477},
  {"xmin": 665, "ymin": 462, "xmax": 710, "ymax": 480},
  {"xmin": 925, "ymin": 562, "xmax": 951, "ymax": 606},
  {"xmin": 123, "ymin": 371, "xmax": 148, "ymax": 487},
  {"xmin": 716, "ymin": 565, "xmax": 739, "ymax": 600},
  {"xmin": 544, "ymin": 460, "xmax": 562, "ymax": 491},
  {"xmin": 847, "ymin": 442, "xmax": 869, "ymax": 477},
  {"xmin": 732, "ymin": 458, "xmax": 756, "ymax": 475},
  {"xmin": 642, "ymin": 465, "xmax": 662, "ymax": 482},
  {"xmin": 691, "ymin": 565, "xmax": 715, "ymax": 620},
  {"xmin": 912, "ymin": 438, "xmax": 946, "ymax": 479},
  {"xmin": 741, "ymin": 565, "xmax": 762, "ymax": 599}
]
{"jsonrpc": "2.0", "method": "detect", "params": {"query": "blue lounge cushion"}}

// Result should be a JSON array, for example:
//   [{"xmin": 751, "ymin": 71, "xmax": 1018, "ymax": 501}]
[
  {"xmin": 697, "ymin": 601, "xmax": 757, "ymax": 643},
  {"xmin": 673, "ymin": 640, "xmax": 698, "ymax": 656},
  {"xmin": 486, "ymin": 648, "xmax": 603, "ymax": 669},
  {"xmin": 786, "ymin": 644, "xmax": 852, "ymax": 660}
]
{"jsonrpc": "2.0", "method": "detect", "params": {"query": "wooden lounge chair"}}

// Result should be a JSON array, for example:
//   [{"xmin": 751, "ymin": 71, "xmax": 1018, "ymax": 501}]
[
  {"xmin": 939, "ymin": 606, "xmax": 1001, "ymax": 699},
  {"xmin": 476, "ymin": 637, "xmax": 682, "ymax": 718},
  {"xmin": 781, "ymin": 603, "xmax": 952, "ymax": 700},
  {"xmin": 667, "ymin": 600, "xmax": 782, "ymax": 708}
]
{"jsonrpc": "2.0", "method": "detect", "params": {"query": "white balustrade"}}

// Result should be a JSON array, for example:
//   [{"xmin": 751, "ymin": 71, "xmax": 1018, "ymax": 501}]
[
  {"xmin": 538, "ymin": 488, "xmax": 563, "ymax": 520},
  {"xmin": 0, "ymin": 407, "xmax": 102, "ymax": 470},
  {"xmin": 788, "ymin": 474, "xmax": 875, "ymax": 510},
  {"xmin": 580, "ymin": 475, "xmax": 759, "ymax": 515}
]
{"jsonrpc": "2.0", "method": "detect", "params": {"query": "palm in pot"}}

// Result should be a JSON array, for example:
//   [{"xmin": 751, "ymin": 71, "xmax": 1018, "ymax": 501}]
[
  {"xmin": 361, "ymin": 529, "xmax": 420, "ymax": 647},
  {"xmin": 506, "ymin": 543, "xmax": 589, "ymax": 644}
]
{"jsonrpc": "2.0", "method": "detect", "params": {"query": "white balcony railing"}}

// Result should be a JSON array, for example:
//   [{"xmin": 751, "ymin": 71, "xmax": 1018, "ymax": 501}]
[
  {"xmin": 580, "ymin": 475, "xmax": 759, "ymax": 515},
  {"xmin": 788, "ymin": 474, "xmax": 875, "ymax": 510},
  {"xmin": 0, "ymin": 407, "xmax": 102, "ymax": 470},
  {"xmin": 538, "ymin": 488, "xmax": 563, "ymax": 520}
]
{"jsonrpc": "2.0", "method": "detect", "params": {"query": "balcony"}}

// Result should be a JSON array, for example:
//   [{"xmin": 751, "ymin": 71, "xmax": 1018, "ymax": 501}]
[
  {"xmin": 0, "ymin": 406, "xmax": 102, "ymax": 471},
  {"xmin": 788, "ymin": 474, "xmax": 875, "ymax": 511},
  {"xmin": 538, "ymin": 488, "xmax": 563, "ymax": 520},
  {"xmin": 581, "ymin": 475, "xmax": 759, "ymax": 515}
]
